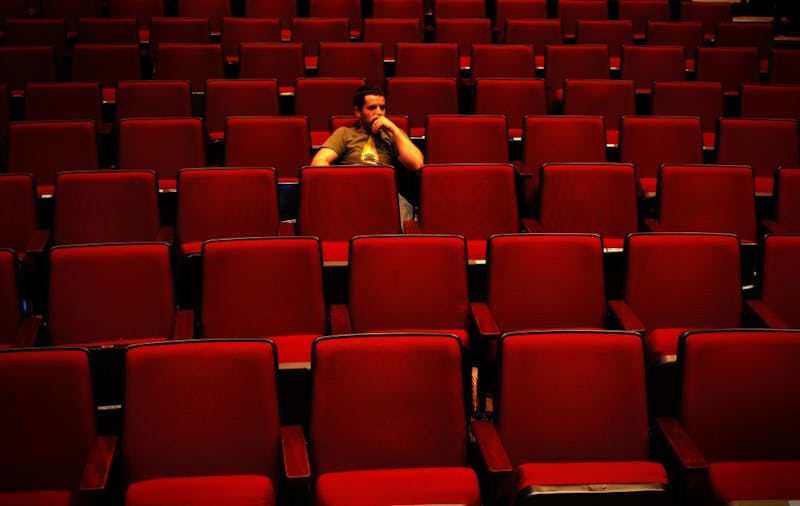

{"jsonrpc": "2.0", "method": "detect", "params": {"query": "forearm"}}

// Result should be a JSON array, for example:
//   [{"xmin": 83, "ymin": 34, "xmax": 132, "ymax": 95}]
[
  {"xmin": 391, "ymin": 125, "xmax": 424, "ymax": 171},
  {"xmin": 310, "ymin": 147, "xmax": 338, "ymax": 166}
]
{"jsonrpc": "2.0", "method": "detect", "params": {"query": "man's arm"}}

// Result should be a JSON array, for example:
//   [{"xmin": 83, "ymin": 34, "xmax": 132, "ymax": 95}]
[
  {"xmin": 310, "ymin": 147, "xmax": 340, "ymax": 166},
  {"xmin": 373, "ymin": 117, "xmax": 424, "ymax": 171}
]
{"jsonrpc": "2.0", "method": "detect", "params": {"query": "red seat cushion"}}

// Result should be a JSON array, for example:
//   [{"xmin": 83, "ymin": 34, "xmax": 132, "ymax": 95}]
[
  {"xmin": 0, "ymin": 491, "xmax": 76, "ymax": 506},
  {"xmin": 644, "ymin": 328, "xmax": 688, "ymax": 364},
  {"xmin": 269, "ymin": 333, "xmax": 319, "ymax": 365},
  {"xmin": 126, "ymin": 475, "xmax": 275, "ymax": 506},
  {"xmin": 517, "ymin": 461, "xmax": 668, "ymax": 491},
  {"xmin": 316, "ymin": 467, "xmax": 480, "ymax": 506},
  {"xmin": 321, "ymin": 241, "xmax": 349, "ymax": 264},
  {"xmin": 709, "ymin": 461, "xmax": 800, "ymax": 502}
]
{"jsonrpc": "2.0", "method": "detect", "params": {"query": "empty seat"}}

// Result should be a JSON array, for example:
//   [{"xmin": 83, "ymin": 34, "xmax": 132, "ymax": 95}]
[
  {"xmin": 407, "ymin": 163, "xmax": 520, "ymax": 261},
  {"xmin": 473, "ymin": 330, "xmax": 668, "ymax": 505},
  {"xmin": 493, "ymin": 0, "xmax": 547, "ymax": 41},
  {"xmin": 109, "ymin": 0, "xmax": 164, "ymax": 44},
  {"xmin": 434, "ymin": 17, "xmax": 493, "ymax": 69},
  {"xmin": 618, "ymin": 0, "xmax": 669, "ymax": 40},
  {"xmin": 330, "ymin": 235, "xmax": 470, "ymax": 346},
  {"xmin": 435, "ymin": 0, "xmax": 485, "ymax": 18},
  {"xmin": 23, "ymin": 82, "xmax": 104, "ymax": 134},
  {"xmin": 740, "ymin": 83, "xmax": 800, "ymax": 120},
  {"xmin": 204, "ymin": 79, "xmax": 280, "ymax": 142},
  {"xmin": 317, "ymin": 42, "xmax": 385, "ymax": 88},
  {"xmin": 224, "ymin": 116, "xmax": 311, "ymax": 181},
  {"xmin": 473, "ymin": 78, "xmax": 547, "ymax": 139},
  {"xmin": 7, "ymin": 120, "xmax": 98, "ymax": 196},
  {"xmin": 651, "ymin": 81, "xmax": 723, "ymax": 151},
  {"xmin": 123, "ymin": 340, "xmax": 302, "ymax": 506},
  {"xmin": 372, "ymin": 0, "xmax": 423, "ymax": 19},
  {"xmin": 504, "ymin": 18, "xmax": 562, "ymax": 71},
  {"xmin": 769, "ymin": 48, "xmax": 800, "ymax": 84},
  {"xmin": 716, "ymin": 117, "xmax": 799, "ymax": 196},
  {"xmin": 762, "ymin": 167, "xmax": 800, "ymax": 233},
  {"xmin": 386, "ymin": 77, "xmax": 459, "ymax": 138},
  {"xmin": 220, "ymin": 17, "xmax": 281, "ymax": 65},
  {"xmin": 618, "ymin": 115, "xmax": 704, "ymax": 197},
  {"xmin": 238, "ymin": 42, "xmax": 304, "ymax": 95},
  {"xmin": 295, "ymin": 165, "xmax": 401, "ymax": 264},
  {"xmin": 77, "ymin": 16, "xmax": 138, "ymax": 43},
  {"xmin": 716, "ymin": 22, "xmax": 773, "ymax": 73},
  {"xmin": 424, "ymin": 114, "xmax": 509, "ymax": 164},
  {"xmin": 154, "ymin": 43, "xmax": 224, "ymax": 93},
  {"xmin": 544, "ymin": 44, "xmax": 609, "ymax": 112},
  {"xmin": 524, "ymin": 163, "xmax": 639, "ymax": 251},
  {"xmin": 362, "ymin": 18, "xmax": 422, "ymax": 63},
  {"xmin": 245, "ymin": 0, "xmax": 295, "ymax": 40},
  {"xmin": 470, "ymin": 43, "xmax": 536, "ymax": 80},
  {"xmin": 0, "ymin": 173, "xmax": 48, "ymax": 262},
  {"xmin": 53, "ymin": 170, "xmax": 171, "ymax": 246},
  {"xmin": 576, "ymin": 19, "xmax": 634, "ymax": 70},
  {"xmin": 115, "ymin": 80, "xmax": 193, "ymax": 120},
  {"xmin": 394, "ymin": 42, "xmax": 460, "ymax": 79},
  {"xmin": 609, "ymin": 232, "xmax": 742, "ymax": 366},
  {"xmin": 39, "ymin": 0, "xmax": 98, "ymax": 36},
  {"xmin": 291, "ymin": 17, "xmax": 350, "ymax": 69},
  {"xmin": 644, "ymin": 164, "xmax": 757, "ymax": 244},
  {"xmin": 562, "ymin": 78, "xmax": 635, "ymax": 147},
  {"xmin": 117, "ymin": 117, "xmax": 205, "ymax": 191},
  {"xmin": 310, "ymin": 333, "xmax": 480, "ymax": 505},
  {"xmin": 177, "ymin": 0, "xmax": 230, "ymax": 35},
  {"xmin": 620, "ymin": 45, "xmax": 685, "ymax": 95},
  {"xmin": 695, "ymin": 46, "xmax": 760, "ymax": 95},
  {"xmin": 0, "ymin": 249, "xmax": 41, "ymax": 348},
  {"xmin": 747, "ymin": 234, "xmax": 800, "ymax": 328},
  {"xmin": 46, "ymin": 242, "xmax": 192, "ymax": 346},
  {"xmin": 680, "ymin": 0, "xmax": 732, "ymax": 43},
  {"xmin": 559, "ymin": 0, "xmax": 607, "ymax": 40},
  {"xmin": 657, "ymin": 329, "xmax": 800, "ymax": 504},
  {"xmin": 0, "ymin": 46, "xmax": 57, "ymax": 96},
  {"xmin": 0, "ymin": 348, "xmax": 114, "ymax": 502},
  {"xmin": 149, "ymin": 16, "xmax": 210, "ymax": 54},
  {"xmin": 176, "ymin": 167, "xmax": 281, "ymax": 258},
  {"xmin": 294, "ymin": 77, "xmax": 367, "ymax": 146},
  {"xmin": 201, "ymin": 238, "xmax": 326, "ymax": 365},
  {"xmin": 4, "ymin": 18, "xmax": 67, "ymax": 67},
  {"xmin": 310, "ymin": 0, "xmax": 362, "ymax": 39},
  {"xmin": 646, "ymin": 21, "xmax": 703, "ymax": 72},
  {"xmin": 71, "ymin": 44, "xmax": 142, "ymax": 103}
]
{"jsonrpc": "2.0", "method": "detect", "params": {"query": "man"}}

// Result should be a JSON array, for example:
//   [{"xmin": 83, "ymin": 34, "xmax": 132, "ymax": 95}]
[{"xmin": 310, "ymin": 85, "xmax": 423, "ymax": 222}]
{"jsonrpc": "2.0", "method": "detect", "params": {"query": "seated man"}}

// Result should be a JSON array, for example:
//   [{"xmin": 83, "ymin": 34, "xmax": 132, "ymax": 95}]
[{"xmin": 310, "ymin": 85, "xmax": 423, "ymax": 222}]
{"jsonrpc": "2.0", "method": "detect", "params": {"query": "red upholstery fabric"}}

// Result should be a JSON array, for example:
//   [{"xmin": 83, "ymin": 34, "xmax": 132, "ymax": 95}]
[
  {"xmin": 4, "ymin": 19, "xmax": 66, "ymax": 64},
  {"xmin": 238, "ymin": 43, "xmax": 305, "ymax": 94},
  {"xmin": 221, "ymin": 18, "xmax": 280, "ymax": 63},
  {"xmin": 53, "ymin": 170, "xmax": 163, "ymax": 246},
  {"xmin": 619, "ymin": 116, "xmax": 703, "ymax": 197},
  {"xmin": 177, "ymin": 0, "xmax": 230, "ymax": 34},
  {"xmin": 623, "ymin": 234, "xmax": 742, "ymax": 331},
  {"xmin": 471, "ymin": 44, "xmax": 536, "ymax": 79},
  {"xmin": 680, "ymin": 0, "xmax": 732, "ymax": 41},
  {"xmin": 517, "ymin": 461, "xmax": 668, "ymax": 488},
  {"xmin": 319, "ymin": 241, "xmax": 349, "ymax": 264},
  {"xmin": 652, "ymin": 164, "xmax": 757, "ymax": 243},
  {"xmin": 621, "ymin": 45, "xmax": 685, "ymax": 94},
  {"xmin": 494, "ymin": 0, "xmax": 547, "ymax": 35},
  {"xmin": 544, "ymin": 44, "xmax": 609, "ymax": 111},
  {"xmin": 0, "ymin": 349, "xmax": 96, "ymax": 493},
  {"xmin": 646, "ymin": 21, "xmax": 703, "ymax": 72},
  {"xmin": 291, "ymin": 18, "xmax": 349, "ymax": 68},
  {"xmin": 204, "ymin": 79, "xmax": 279, "ymax": 140},
  {"xmin": 770, "ymin": 49, "xmax": 800, "ymax": 84},
  {"xmin": 680, "ymin": 330, "xmax": 800, "ymax": 462},
  {"xmin": 176, "ymin": 168, "xmax": 281, "ymax": 256},
  {"xmin": 769, "ymin": 169, "xmax": 800, "ymax": 233},
  {"xmin": 757, "ymin": 234, "xmax": 800, "ymax": 327},
  {"xmin": 395, "ymin": 42, "xmax": 460, "ymax": 78},
  {"xmin": 24, "ymin": 82, "xmax": 103, "ymax": 126},
  {"xmin": 0, "ymin": 491, "xmax": 76, "ymax": 506},
  {"xmin": 717, "ymin": 118, "xmax": 799, "ymax": 196},
  {"xmin": 47, "ymin": 243, "xmax": 176, "ymax": 346},
  {"xmin": 709, "ymin": 461, "xmax": 800, "ymax": 502},
  {"xmin": 72, "ymin": 44, "xmax": 142, "ymax": 102},
  {"xmin": 310, "ymin": 0, "xmax": 362, "ymax": 38},
  {"xmin": 317, "ymin": 42, "xmax": 384, "ymax": 89},
  {"xmin": 347, "ymin": 236, "xmax": 469, "ymax": 344},
  {"xmin": 115, "ymin": 80, "xmax": 192, "ymax": 120},
  {"xmin": 618, "ymin": 0, "xmax": 669, "ymax": 40},
  {"xmin": 362, "ymin": 18, "xmax": 422, "ymax": 61},
  {"xmin": 740, "ymin": 84, "xmax": 800, "ymax": 121},
  {"xmin": 533, "ymin": 163, "xmax": 638, "ymax": 248},
  {"xmin": 386, "ymin": 77, "xmax": 459, "ymax": 137},
  {"xmin": 425, "ymin": 115, "xmax": 509, "ymax": 164},
  {"xmin": 716, "ymin": 22, "xmax": 773, "ymax": 71},
  {"xmin": 576, "ymin": 20, "xmax": 634, "ymax": 69},
  {"xmin": 563, "ymin": 79, "xmax": 635, "ymax": 146},
  {"xmin": 123, "ymin": 341, "xmax": 282, "ymax": 485},
  {"xmin": 651, "ymin": 82, "xmax": 723, "ymax": 150},
  {"xmin": 434, "ymin": 18, "xmax": 492, "ymax": 69},
  {"xmin": 372, "ymin": 0, "xmax": 424, "ymax": 20},
  {"xmin": 310, "ymin": 335, "xmax": 468, "ymax": 474},
  {"xmin": 0, "ymin": 46, "xmax": 56, "ymax": 94},
  {"xmin": 149, "ymin": 18, "xmax": 210, "ymax": 53},
  {"xmin": 505, "ymin": 19, "xmax": 561, "ymax": 70},
  {"xmin": 201, "ymin": 238, "xmax": 326, "ymax": 364},
  {"xmin": 77, "ymin": 17, "xmax": 139, "ymax": 43},
  {"xmin": 435, "ymin": 0, "xmax": 485, "ymax": 18},
  {"xmin": 0, "ymin": 173, "xmax": 38, "ymax": 253},
  {"xmin": 696, "ymin": 47, "xmax": 760, "ymax": 94},
  {"xmin": 245, "ymin": 0, "xmax": 296, "ymax": 39},
  {"xmin": 316, "ymin": 467, "xmax": 480, "ymax": 506},
  {"xmin": 522, "ymin": 115, "xmax": 607, "ymax": 172},
  {"xmin": 644, "ymin": 328, "xmax": 687, "ymax": 360},
  {"xmin": 559, "ymin": 0, "xmax": 607, "ymax": 40},
  {"xmin": 155, "ymin": 43, "xmax": 224, "ymax": 93},
  {"xmin": 0, "ymin": 250, "xmax": 20, "ymax": 346},
  {"xmin": 496, "ymin": 332, "xmax": 651, "ymax": 466},
  {"xmin": 224, "ymin": 116, "xmax": 310, "ymax": 180},
  {"xmin": 474, "ymin": 79, "xmax": 547, "ymax": 139},
  {"xmin": 297, "ymin": 166, "xmax": 401, "ymax": 243},
  {"xmin": 486, "ymin": 234, "xmax": 606, "ymax": 333},
  {"xmin": 127, "ymin": 475, "xmax": 274, "ymax": 506},
  {"xmin": 294, "ymin": 77, "xmax": 366, "ymax": 145}
]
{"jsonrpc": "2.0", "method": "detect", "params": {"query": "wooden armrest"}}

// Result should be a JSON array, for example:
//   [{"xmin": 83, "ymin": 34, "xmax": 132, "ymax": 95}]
[
  {"xmin": 404, "ymin": 220, "xmax": 421, "ymax": 233},
  {"xmin": 13, "ymin": 315, "xmax": 42, "ymax": 347},
  {"xmin": 329, "ymin": 304, "xmax": 351, "ymax": 335},
  {"xmin": 655, "ymin": 417, "xmax": 707, "ymax": 471},
  {"xmin": 156, "ymin": 226, "xmax": 174, "ymax": 245},
  {"xmin": 26, "ymin": 229, "xmax": 51, "ymax": 254},
  {"xmin": 173, "ymin": 309, "xmax": 195, "ymax": 340},
  {"xmin": 279, "ymin": 221, "xmax": 296, "ymax": 236},
  {"xmin": 80, "ymin": 435, "xmax": 118, "ymax": 491},
  {"xmin": 608, "ymin": 300, "xmax": 645, "ymax": 333},
  {"xmin": 471, "ymin": 419, "xmax": 512, "ymax": 475},
  {"xmin": 281, "ymin": 425, "xmax": 311, "ymax": 482},
  {"xmin": 520, "ymin": 218, "xmax": 540, "ymax": 233},
  {"xmin": 745, "ymin": 300, "xmax": 789, "ymax": 329},
  {"xmin": 470, "ymin": 303, "xmax": 500, "ymax": 339}
]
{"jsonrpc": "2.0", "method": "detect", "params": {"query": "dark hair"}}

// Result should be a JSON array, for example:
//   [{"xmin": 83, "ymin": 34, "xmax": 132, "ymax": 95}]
[{"xmin": 353, "ymin": 85, "xmax": 385, "ymax": 108}]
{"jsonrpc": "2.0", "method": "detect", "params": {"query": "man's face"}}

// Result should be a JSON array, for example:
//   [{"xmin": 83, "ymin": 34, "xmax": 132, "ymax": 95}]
[{"xmin": 356, "ymin": 94, "xmax": 386, "ymax": 130}]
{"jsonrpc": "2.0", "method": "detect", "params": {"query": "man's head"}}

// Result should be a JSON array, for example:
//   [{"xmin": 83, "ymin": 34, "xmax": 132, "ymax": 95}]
[{"xmin": 353, "ymin": 85, "xmax": 386, "ymax": 131}]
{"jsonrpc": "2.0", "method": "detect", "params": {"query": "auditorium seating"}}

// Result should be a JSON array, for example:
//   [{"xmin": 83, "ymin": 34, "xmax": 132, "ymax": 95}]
[
  {"xmin": 385, "ymin": 77, "xmax": 459, "ymax": 138},
  {"xmin": 0, "ymin": 173, "xmax": 48, "ymax": 262},
  {"xmin": 562, "ymin": 78, "xmax": 635, "ymax": 147},
  {"xmin": 473, "ymin": 78, "xmax": 547, "ymax": 139},
  {"xmin": 763, "ymin": 168, "xmax": 800, "ymax": 234},
  {"xmin": 504, "ymin": 18, "xmax": 561, "ymax": 71},
  {"xmin": 618, "ymin": 0, "xmax": 669, "ymax": 41},
  {"xmin": 424, "ymin": 114, "xmax": 509, "ymax": 164},
  {"xmin": 316, "ymin": 42, "xmax": 385, "ymax": 88},
  {"xmin": 291, "ymin": 17, "xmax": 349, "ymax": 69},
  {"xmin": 434, "ymin": 17, "xmax": 492, "ymax": 69},
  {"xmin": 220, "ymin": 17, "xmax": 281, "ymax": 65},
  {"xmin": 679, "ymin": 0, "xmax": 732, "ymax": 43},
  {"xmin": 362, "ymin": 18, "xmax": 422, "ymax": 62},
  {"xmin": 77, "ymin": 17, "xmax": 138, "ymax": 43},
  {"xmin": 576, "ymin": 19, "xmax": 634, "ymax": 70},
  {"xmin": 493, "ymin": 0, "xmax": 546, "ymax": 42},
  {"xmin": 204, "ymin": 78, "xmax": 280, "ymax": 142},
  {"xmin": 620, "ymin": 45, "xmax": 685, "ymax": 95},
  {"xmin": 695, "ymin": 46, "xmax": 760, "ymax": 96},
  {"xmin": 71, "ymin": 44, "xmax": 142, "ymax": 103},
  {"xmin": 237, "ymin": 42, "xmax": 304, "ymax": 95},
  {"xmin": 115, "ymin": 80, "xmax": 193, "ymax": 120},
  {"xmin": 224, "ymin": 115, "xmax": 311, "ymax": 180},
  {"xmin": 645, "ymin": 21, "xmax": 703, "ymax": 72},
  {"xmin": 394, "ymin": 42, "xmax": 460, "ymax": 79},
  {"xmin": 739, "ymin": 83, "xmax": 800, "ymax": 120},
  {"xmin": 746, "ymin": 234, "xmax": 800, "ymax": 329},
  {"xmin": 294, "ymin": 77, "xmax": 366, "ymax": 145},
  {"xmin": 0, "ymin": 249, "xmax": 41, "ymax": 348},
  {"xmin": 650, "ymin": 81, "xmax": 723, "ymax": 151}
]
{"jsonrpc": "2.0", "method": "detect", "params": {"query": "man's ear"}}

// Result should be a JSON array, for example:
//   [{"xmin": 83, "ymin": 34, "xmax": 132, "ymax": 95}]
[{"xmin": 354, "ymin": 106, "xmax": 361, "ymax": 117}]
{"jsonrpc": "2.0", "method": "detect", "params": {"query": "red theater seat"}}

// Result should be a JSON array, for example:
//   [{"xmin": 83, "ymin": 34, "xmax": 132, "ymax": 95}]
[
  {"xmin": 0, "ymin": 249, "xmax": 41, "ymax": 348},
  {"xmin": 762, "ymin": 168, "xmax": 800, "ymax": 234},
  {"xmin": 204, "ymin": 79, "xmax": 280, "ymax": 142},
  {"xmin": 747, "ymin": 234, "xmax": 800, "ymax": 329},
  {"xmin": 224, "ymin": 116, "xmax": 311, "ymax": 181}
]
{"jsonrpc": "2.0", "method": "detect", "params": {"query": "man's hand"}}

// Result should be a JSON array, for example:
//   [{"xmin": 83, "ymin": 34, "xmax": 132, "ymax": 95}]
[{"xmin": 370, "ymin": 116, "xmax": 398, "ymax": 135}]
